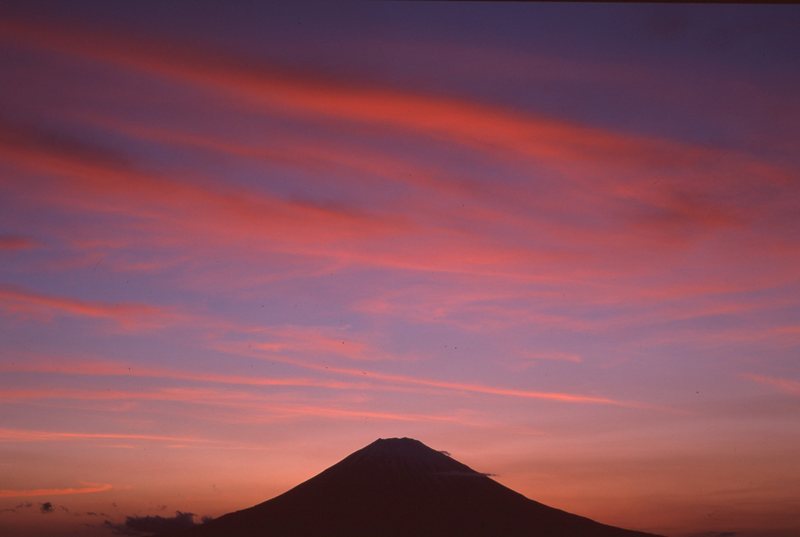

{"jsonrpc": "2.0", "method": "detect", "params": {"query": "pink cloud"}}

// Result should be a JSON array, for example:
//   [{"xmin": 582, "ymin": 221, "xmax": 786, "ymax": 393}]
[
  {"xmin": 0, "ymin": 388, "xmax": 469, "ymax": 426},
  {"xmin": 0, "ymin": 285, "xmax": 175, "ymax": 330},
  {"xmin": 1, "ymin": 121, "xmax": 576, "ymax": 284},
  {"xmin": 742, "ymin": 374, "xmax": 800, "ymax": 396},
  {"xmin": 0, "ymin": 357, "xmax": 424, "ymax": 395},
  {"xmin": 227, "ymin": 344, "xmax": 641, "ymax": 407},
  {"xmin": 2, "ymin": 17, "xmax": 792, "ymax": 257},
  {"xmin": 2, "ymin": 106, "xmax": 797, "ymax": 310},
  {"xmin": 0, "ymin": 235, "xmax": 36, "ymax": 251},
  {"xmin": 248, "ymin": 325, "xmax": 406, "ymax": 362},
  {"xmin": 232, "ymin": 404, "xmax": 464, "ymax": 425},
  {"xmin": 520, "ymin": 351, "xmax": 583, "ymax": 364}
]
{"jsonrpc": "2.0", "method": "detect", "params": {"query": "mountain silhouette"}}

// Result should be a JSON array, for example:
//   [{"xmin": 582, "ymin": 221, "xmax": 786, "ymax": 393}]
[{"xmin": 161, "ymin": 437, "xmax": 661, "ymax": 537}]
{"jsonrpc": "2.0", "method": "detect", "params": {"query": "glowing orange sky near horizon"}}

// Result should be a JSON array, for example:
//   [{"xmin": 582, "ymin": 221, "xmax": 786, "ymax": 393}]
[{"xmin": 1, "ymin": 3, "xmax": 799, "ymax": 537}]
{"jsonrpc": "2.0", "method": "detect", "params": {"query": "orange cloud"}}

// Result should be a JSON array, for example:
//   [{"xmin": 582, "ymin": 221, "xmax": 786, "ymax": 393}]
[
  {"xmin": 0, "ymin": 427, "xmax": 211, "ymax": 444},
  {"xmin": 0, "ymin": 482, "xmax": 112, "ymax": 498},
  {"xmin": 0, "ymin": 387, "xmax": 272, "ymax": 403}
]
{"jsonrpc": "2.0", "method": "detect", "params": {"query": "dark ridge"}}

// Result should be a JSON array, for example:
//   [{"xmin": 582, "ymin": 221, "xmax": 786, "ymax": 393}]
[{"xmin": 161, "ymin": 437, "xmax": 662, "ymax": 537}]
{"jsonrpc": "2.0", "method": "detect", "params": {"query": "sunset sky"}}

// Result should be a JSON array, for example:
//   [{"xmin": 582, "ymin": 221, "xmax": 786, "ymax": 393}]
[{"xmin": 1, "ymin": 2, "xmax": 799, "ymax": 536}]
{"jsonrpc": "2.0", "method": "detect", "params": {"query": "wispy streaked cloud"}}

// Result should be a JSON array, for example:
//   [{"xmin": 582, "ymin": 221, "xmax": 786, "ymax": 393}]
[
  {"xmin": 3, "ymin": 16, "xmax": 788, "ymax": 192},
  {"xmin": 228, "ymin": 344, "xmax": 641, "ymax": 407},
  {"xmin": 0, "ymin": 483, "xmax": 112, "ymax": 498},
  {"xmin": 0, "ymin": 427, "xmax": 215, "ymax": 445},
  {"xmin": 2, "ymin": 17, "xmax": 794, "ymax": 259},
  {"xmin": 0, "ymin": 358, "xmax": 395, "ymax": 394},
  {"xmin": 520, "ymin": 351, "xmax": 583, "ymax": 364},
  {"xmin": 0, "ymin": 235, "xmax": 36, "ymax": 251},
  {"xmin": 0, "ymin": 285, "xmax": 175, "ymax": 329},
  {"xmin": 742, "ymin": 374, "xmax": 800, "ymax": 397}
]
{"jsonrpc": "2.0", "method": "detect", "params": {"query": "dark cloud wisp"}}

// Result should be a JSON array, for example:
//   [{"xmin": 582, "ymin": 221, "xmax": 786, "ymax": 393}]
[{"xmin": 104, "ymin": 510, "xmax": 211, "ymax": 536}]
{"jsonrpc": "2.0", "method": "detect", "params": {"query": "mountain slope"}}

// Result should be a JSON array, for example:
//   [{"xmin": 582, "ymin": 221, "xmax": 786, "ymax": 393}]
[{"xmin": 163, "ymin": 437, "xmax": 661, "ymax": 537}]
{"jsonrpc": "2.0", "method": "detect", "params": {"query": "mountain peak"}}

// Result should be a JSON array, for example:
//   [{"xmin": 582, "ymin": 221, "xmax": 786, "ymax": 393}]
[
  {"xmin": 162, "ymin": 438, "xmax": 662, "ymax": 537},
  {"xmin": 367, "ymin": 436, "xmax": 427, "ymax": 449},
  {"xmin": 329, "ymin": 436, "xmax": 479, "ymax": 481},
  {"xmin": 373, "ymin": 436, "xmax": 424, "ymax": 445},
  {"xmin": 360, "ymin": 437, "xmax": 443, "ymax": 457}
]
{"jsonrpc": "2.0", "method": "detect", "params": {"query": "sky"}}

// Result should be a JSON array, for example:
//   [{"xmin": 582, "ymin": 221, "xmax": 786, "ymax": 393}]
[{"xmin": 0, "ymin": 1, "xmax": 799, "ymax": 536}]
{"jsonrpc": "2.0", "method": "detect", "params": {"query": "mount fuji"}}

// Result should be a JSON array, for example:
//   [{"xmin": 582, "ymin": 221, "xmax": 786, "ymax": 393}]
[{"xmin": 161, "ymin": 437, "xmax": 661, "ymax": 537}]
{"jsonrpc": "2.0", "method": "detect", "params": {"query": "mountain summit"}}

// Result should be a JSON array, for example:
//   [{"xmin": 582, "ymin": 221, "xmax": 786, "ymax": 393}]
[{"xmin": 163, "ymin": 437, "xmax": 661, "ymax": 537}]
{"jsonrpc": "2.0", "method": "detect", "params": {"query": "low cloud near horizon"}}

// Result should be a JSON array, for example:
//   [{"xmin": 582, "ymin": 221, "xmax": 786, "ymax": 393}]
[{"xmin": 103, "ymin": 511, "xmax": 211, "ymax": 536}]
